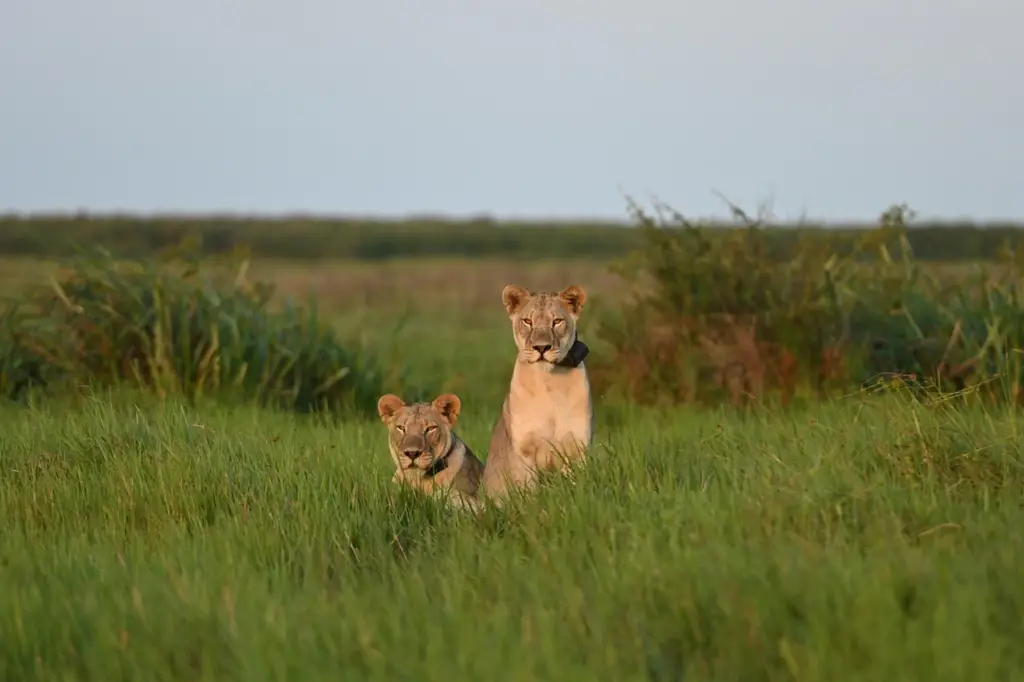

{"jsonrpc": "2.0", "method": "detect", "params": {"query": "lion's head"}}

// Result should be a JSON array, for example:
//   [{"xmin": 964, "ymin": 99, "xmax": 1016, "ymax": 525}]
[
  {"xmin": 500, "ymin": 284, "xmax": 587, "ymax": 368},
  {"xmin": 377, "ymin": 393, "xmax": 461, "ymax": 474}
]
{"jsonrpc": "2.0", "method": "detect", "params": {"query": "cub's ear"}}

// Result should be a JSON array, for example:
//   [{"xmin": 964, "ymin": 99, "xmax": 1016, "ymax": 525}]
[
  {"xmin": 558, "ymin": 285, "xmax": 587, "ymax": 316},
  {"xmin": 432, "ymin": 393, "xmax": 462, "ymax": 425},
  {"xmin": 501, "ymin": 285, "xmax": 531, "ymax": 316},
  {"xmin": 377, "ymin": 394, "xmax": 405, "ymax": 422}
]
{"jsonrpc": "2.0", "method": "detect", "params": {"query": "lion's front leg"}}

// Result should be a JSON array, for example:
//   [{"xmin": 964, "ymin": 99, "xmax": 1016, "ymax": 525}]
[
  {"xmin": 449, "ymin": 493, "xmax": 483, "ymax": 514},
  {"xmin": 558, "ymin": 432, "xmax": 588, "ymax": 465}
]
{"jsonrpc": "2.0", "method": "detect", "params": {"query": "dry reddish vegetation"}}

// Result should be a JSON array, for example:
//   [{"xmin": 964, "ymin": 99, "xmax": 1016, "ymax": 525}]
[
  {"xmin": 589, "ymin": 204, "xmax": 1024, "ymax": 408},
  {"xmin": 0, "ymin": 257, "xmax": 621, "ymax": 313},
  {"xmin": 243, "ymin": 258, "xmax": 623, "ymax": 311}
]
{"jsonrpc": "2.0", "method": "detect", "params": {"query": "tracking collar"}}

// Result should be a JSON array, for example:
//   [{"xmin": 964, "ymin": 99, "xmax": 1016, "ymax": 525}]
[
  {"xmin": 423, "ymin": 452, "xmax": 450, "ymax": 478},
  {"xmin": 555, "ymin": 338, "xmax": 590, "ymax": 369}
]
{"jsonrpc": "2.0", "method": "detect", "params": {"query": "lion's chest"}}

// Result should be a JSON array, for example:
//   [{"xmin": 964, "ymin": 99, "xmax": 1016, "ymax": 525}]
[{"xmin": 509, "ymin": 366, "xmax": 592, "ymax": 466}]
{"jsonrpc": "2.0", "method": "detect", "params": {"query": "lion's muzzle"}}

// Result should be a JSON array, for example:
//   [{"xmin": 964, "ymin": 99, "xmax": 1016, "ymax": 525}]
[{"xmin": 402, "ymin": 446, "xmax": 425, "ymax": 462}]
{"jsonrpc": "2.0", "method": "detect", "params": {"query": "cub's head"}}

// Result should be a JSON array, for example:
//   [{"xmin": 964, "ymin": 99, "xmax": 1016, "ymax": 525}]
[
  {"xmin": 501, "ymin": 284, "xmax": 587, "ymax": 367},
  {"xmin": 376, "ymin": 393, "xmax": 461, "ymax": 473}
]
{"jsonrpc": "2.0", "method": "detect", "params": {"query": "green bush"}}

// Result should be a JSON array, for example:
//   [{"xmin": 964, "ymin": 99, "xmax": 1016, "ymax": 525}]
[
  {"xmin": 0, "ymin": 246, "xmax": 387, "ymax": 415},
  {"xmin": 0, "ymin": 305, "xmax": 53, "ymax": 403},
  {"xmin": 593, "ymin": 201, "xmax": 1024, "ymax": 408}
]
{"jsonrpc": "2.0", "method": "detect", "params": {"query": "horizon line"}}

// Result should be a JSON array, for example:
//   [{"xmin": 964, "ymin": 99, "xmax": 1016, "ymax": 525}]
[{"xmin": 3, "ymin": 208, "xmax": 1024, "ymax": 226}]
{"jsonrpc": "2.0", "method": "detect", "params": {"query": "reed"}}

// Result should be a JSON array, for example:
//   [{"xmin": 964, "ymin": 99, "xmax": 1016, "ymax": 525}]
[{"xmin": 0, "ymin": 244, "xmax": 387, "ymax": 415}]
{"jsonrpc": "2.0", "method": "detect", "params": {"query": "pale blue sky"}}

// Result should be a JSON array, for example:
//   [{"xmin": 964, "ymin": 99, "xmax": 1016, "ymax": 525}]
[{"xmin": 1, "ymin": 0, "xmax": 1021, "ymax": 221}]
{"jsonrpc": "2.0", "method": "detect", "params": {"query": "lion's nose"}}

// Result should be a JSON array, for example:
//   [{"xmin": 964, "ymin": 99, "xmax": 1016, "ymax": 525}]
[
  {"xmin": 403, "ymin": 448, "xmax": 424, "ymax": 461},
  {"xmin": 533, "ymin": 344, "xmax": 552, "ymax": 355}
]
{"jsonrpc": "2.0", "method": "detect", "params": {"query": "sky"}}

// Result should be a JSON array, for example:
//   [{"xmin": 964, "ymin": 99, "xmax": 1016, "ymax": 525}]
[{"xmin": 1, "ymin": 0, "xmax": 1021, "ymax": 222}]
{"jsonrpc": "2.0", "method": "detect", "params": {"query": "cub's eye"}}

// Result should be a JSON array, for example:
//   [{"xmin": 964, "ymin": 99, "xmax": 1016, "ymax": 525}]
[
  {"xmin": 553, "ymin": 318, "xmax": 565, "ymax": 327},
  {"xmin": 522, "ymin": 319, "xmax": 533, "ymax": 327}
]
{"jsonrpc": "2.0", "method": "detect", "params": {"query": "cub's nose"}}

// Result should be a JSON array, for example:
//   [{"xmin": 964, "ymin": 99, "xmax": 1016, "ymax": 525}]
[
  {"xmin": 532, "ymin": 344, "xmax": 552, "ymax": 355},
  {"xmin": 402, "ymin": 448, "xmax": 424, "ymax": 461}
]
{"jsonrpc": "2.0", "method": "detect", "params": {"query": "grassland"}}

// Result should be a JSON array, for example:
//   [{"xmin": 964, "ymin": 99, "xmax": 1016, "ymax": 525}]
[
  {"xmin": 4, "ymin": 212, "xmax": 1024, "ymax": 262},
  {"xmin": 2, "ymin": 229, "xmax": 1024, "ymax": 680},
  {"xmin": 2, "ymin": 360, "xmax": 1022, "ymax": 681}
]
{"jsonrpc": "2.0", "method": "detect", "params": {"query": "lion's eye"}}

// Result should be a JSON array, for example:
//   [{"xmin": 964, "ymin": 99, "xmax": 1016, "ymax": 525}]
[
  {"xmin": 522, "ymin": 319, "xmax": 533, "ymax": 327},
  {"xmin": 396, "ymin": 425, "xmax": 405, "ymax": 433},
  {"xmin": 425, "ymin": 425, "xmax": 437, "ymax": 434},
  {"xmin": 553, "ymin": 318, "xmax": 565, "ymax": 327}
]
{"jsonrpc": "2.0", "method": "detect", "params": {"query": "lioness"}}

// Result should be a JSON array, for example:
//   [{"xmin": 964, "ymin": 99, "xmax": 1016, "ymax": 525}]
[
  {"xmin": 377, "ymin": 392, "xmax": 484, "ymax": 510},
  {"xmin": 481, "ymin": 284, "xmax": 594, "ymax": 500}
]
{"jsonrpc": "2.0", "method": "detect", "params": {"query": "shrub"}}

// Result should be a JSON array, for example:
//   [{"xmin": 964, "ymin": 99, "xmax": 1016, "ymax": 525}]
[
  {"xmin": 592, "ymin": 200, "xmax": 1024, "ymax": 408},
  {"xmin": 0, "ymin": 245, "xmax": 387, "ymax": 416},
  {"xmin": 0, "ymin": 305, "xmax": 53, "ymax": 403}
]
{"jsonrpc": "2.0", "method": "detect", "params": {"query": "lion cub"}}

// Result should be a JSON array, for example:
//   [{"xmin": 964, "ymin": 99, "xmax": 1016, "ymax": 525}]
[
  {"xmin": 481, "ymin": 284, "xmax": 594, "ymax": 500},
  {"xmin": 377, "ymin": 392, "xmax": 484, "ymax": 510}
]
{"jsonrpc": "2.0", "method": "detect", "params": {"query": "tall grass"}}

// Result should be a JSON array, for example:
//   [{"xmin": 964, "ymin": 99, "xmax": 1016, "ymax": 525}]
[
  {"xmin": 0, "ymin": 387, "xmax": 1021, "ymax": 681},
  {"xmin": 0, "ymin": 245, "xmax": 388, "ymax": 415}
]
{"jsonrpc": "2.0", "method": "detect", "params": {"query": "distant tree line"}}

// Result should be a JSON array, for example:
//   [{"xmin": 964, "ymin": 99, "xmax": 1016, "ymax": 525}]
[{"xmin": 1, "ymin": 214, "xmax": 1022, "ymax": 261}]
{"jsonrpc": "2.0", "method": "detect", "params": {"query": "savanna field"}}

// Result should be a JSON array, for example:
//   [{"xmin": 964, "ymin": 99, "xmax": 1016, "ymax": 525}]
[{"xmin": 1, "ymin": 206, "xmax": 1023, "ymax": 681}]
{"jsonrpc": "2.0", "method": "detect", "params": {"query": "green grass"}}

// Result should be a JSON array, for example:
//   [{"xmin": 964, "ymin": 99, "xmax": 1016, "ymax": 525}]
[
  {"xmin": 2, "ymin": 382, "xmax": 1022, "ymax": 681},
  {"xmin": 2, "ymin": 244, "xmax": 1023, "ymax": 680}
]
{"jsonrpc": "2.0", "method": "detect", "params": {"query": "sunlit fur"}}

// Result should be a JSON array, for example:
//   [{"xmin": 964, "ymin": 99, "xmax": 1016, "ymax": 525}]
[{"xmin": 481, "ymin": 285, "xmax": 594, "ymax": 502}]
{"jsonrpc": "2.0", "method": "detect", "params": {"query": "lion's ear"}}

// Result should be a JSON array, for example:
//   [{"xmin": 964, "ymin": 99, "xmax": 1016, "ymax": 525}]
[
  {"xmin": 377, "ymin": 394, "xmax": 405, "ymax": 422},
  {"xmin": 432, "ymin": 393, "xmax": 462, "ymax": 425},
  {"xmin": 502, "ymin": 285, "xmax": 531, "ymax": 316},
  {"xmin": 558, "ymin": 285, "xmax": 587, "ymax": 317}
]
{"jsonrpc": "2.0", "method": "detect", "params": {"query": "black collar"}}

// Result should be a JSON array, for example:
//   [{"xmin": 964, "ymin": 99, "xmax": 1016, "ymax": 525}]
[
  {"xmin": 555, "ymin": 338, "xmax": 590, "ymax": 368},
  {"xmin": 423, "ymin": 452, "xmax": 450, "ymax": 478}
]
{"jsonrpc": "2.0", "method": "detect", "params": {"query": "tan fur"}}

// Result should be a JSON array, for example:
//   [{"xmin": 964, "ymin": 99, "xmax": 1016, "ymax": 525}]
[
  {"xmin": 481, "ymin": 285, "xmax": 594, "ymax": 501},
  {"xmin": 377, "ymin": 393, "xmax": 484, "ymax": 511}
]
